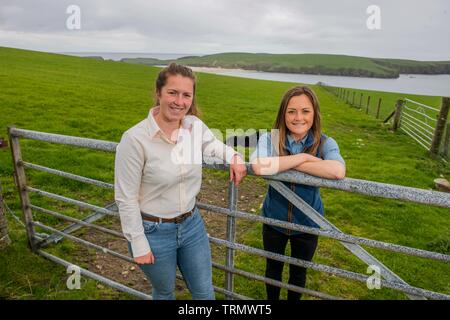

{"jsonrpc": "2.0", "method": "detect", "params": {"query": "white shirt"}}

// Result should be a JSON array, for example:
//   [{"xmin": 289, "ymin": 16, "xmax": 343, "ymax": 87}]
[{"xmin": 114, "ymin": 107, "xmax": 239, "ymax": 257}]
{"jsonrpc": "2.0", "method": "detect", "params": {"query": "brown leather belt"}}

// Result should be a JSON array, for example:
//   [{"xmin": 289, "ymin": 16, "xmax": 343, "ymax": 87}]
[{"xmin": 141, "ymin": 209, "xmax": 194, "ymax": 224}]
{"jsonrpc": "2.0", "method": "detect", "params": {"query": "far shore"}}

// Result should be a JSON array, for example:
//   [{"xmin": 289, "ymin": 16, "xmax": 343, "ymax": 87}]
[{"xmin": 187, "ymin": 66, "xmax": 247, "ymax": 74}]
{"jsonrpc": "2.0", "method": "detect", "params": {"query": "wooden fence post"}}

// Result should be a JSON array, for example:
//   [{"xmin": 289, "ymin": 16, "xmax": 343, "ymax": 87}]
[
  {"xmin": 359, "ymin": 93, "xmax": 363, "ymax": 107},
  {"xmin": 352, "ymin": 92, "xmax": 355, "ymax": 106},
  {"xmin": 393, "ymin": 99, "xmax": 404, "ymax": 131},
  {"xmin": 430, "ymin": 97, "xmax": 450, "ymax": 156},
  {"xmin": 376, "ymin": 98, "xmax": 382, "ymax": 119},
  {"xmin": 443, "ymin": 123, "xmax": 450, "ymax": 159},
  {"xmin": 0, "ymin": 181, "xmax": 11, "ymax": 249},
  {"xmin": 366, "ymin": 96, "xmax": 371, "ymax": 114}
]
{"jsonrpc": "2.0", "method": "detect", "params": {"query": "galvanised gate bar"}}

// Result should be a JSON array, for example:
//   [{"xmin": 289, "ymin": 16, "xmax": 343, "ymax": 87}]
[{"xmin": 8, "ymin": 127, "xmax": 450, "ymax": 300}]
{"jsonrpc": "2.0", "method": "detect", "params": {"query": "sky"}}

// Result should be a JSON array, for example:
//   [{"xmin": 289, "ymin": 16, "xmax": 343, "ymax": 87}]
[{"xmin": 0, "ymin": 0, "xmax": 449, "ymax": 60}]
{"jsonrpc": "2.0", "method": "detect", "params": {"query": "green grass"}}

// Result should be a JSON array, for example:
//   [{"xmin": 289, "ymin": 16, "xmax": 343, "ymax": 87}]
[
  {"xmin": 0, "ymin": 46, "xmax": 449, "ymax": 300},
  {"xmin": 121, "ymin": 52, "xmax": 450, "ymax": 79}
]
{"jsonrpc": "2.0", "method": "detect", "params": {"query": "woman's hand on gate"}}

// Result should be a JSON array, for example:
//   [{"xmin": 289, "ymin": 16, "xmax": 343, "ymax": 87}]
[
  {"xmin": 230, "ymin": 154, "xmax": 247, "ymax": 186},
  {"xmin": 134, "ymin": 251, "xmax": 155, "ymax": 264}
]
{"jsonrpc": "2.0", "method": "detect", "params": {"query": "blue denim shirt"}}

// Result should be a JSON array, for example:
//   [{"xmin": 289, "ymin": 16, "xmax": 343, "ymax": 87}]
[{"xmin": 250, "ymin": 131, "xmax": 345, "ymax": 235}]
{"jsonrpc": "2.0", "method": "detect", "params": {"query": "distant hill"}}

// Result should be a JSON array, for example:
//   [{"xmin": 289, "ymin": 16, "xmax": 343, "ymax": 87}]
[{"xmin": 120, "ymin": 53, "xmax": 450, "ymax": 79}]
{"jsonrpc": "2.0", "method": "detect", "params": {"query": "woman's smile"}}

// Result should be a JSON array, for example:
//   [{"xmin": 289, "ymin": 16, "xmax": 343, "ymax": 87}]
[{"xmin": 168, "ymin": 104, "xmax": 186, "ymax": 113}]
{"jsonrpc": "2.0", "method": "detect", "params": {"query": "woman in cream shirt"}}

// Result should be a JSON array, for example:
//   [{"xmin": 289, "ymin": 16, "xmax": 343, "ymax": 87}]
[{"xmin": 115, "ymin": 63, "xmax": 247, "ymax": 300}]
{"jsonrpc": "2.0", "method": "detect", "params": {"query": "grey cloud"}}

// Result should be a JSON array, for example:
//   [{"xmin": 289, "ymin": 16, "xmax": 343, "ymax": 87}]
[{"xmin": 0, "ymin": 0, "xmax": 449, "ymax": 59}]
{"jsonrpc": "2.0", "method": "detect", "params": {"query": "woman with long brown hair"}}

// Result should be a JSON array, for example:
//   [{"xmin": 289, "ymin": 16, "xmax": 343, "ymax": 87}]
[{"xmin": 250, "ymin": 86, "xmax": 345, "ymax": 300}]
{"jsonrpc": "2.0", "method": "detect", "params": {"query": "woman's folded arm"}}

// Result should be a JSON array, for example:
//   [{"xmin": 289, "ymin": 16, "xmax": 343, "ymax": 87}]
[{"xmin": 294, "ymin": 159, "xmax": 346, "ymax": 180}]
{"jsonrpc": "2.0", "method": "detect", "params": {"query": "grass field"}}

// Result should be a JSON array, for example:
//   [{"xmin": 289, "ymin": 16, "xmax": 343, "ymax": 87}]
[
  {"xmin": 121, "ymin": 52, "xmax": 450, "ymax": 79},
  {"xmin": 0, "ymin": 46, "xmax": 449, "ymax": 300}
]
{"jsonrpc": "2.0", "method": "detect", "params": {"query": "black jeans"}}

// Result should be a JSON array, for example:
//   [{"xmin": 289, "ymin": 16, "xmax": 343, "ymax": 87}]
[{"xmin": 262, "ymin": 224, "xmax": 319, "ymax": 300}]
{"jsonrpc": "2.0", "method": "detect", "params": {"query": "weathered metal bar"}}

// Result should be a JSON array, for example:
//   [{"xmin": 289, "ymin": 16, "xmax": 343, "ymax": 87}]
[
  {"xmin": 209, "ymin": 237, "xmax": 450, "ymax": 300},
  {"xmin": 197, "ymin": 203, "xmax": 450, "ymax": 262},
  {"xmin": 212, "ymin": 262, "xmax": 340, "ymax": 300},
  {"xmin": 8, "ymin": 127, "xmax": 37, "ymax": 252},
  {"xmin": 401, "ymin": 121, "xmax": 433, "ymax": 145},
  {"xmin": 26, "ymin": 187, "xmax": 118, "ymax": 216},
  {"xmin": 32, "ymin": 221, "xmax": 132, "ymax": 262},
  {"xmin": 30, "ymin": 205, "xmax": 124, "ymax": 239},
  {"xmin": 22, "ymin": 161, "xmax": 114, "ymax": 189},
  {"xmin": 268, "ymin": 180, "xmax": 425, "ymax": 300},
  {"xmin": 401, "ymin": 125, "xmax": 432, "ymax": 150},
  {"xmin": 403, "ymin": 106, "xmax": 437, "ymax": 122},
  {"xmin": 40, "ymin": 211, "xmax": 109, "ymax": 247},
  {"xmin": 37, "ymin": 250, "xmax": 152, "ymax": 300},
  {"xmin": 37, "ymin": 221, "xmax": 249, "ymax": 300},
  {"xmin": 404, "ymin": 98, "xmax": 440, "ymax": 112},
  {"xmin": 204, "ymin": 161, "xmax": 450, "ymax": 208},
  {"xmin": 402, "ymin": 112, "xmax": 436, "ymax": 131},
  {"xmin": 9, "ymin": 127, "xmax": 117, "ymax": 152},
  {"xmin": 224, "ymin": 181, "xmax": 237, "ymax": 299},
  {"xmin": 262, "ymin": 174, "xmax": 450, "ymax": 209},
  {"xmin": 40, "ymin": 201, "xmax": 117, "ymax": 246},
  {"xmin": 212, "ymin": 286, "xmax": 252, "ymax": 300},
  {"xmin": 403, "ymin": 112, "xmax": 434, "ymax": 137},
  {"xmin": 401, "ymin": 119, "xmax": 433, "ymax": 141},
  {"xmin": 173, "ymin": 272, "xmax": 251, "ymax": 300},
  {"xmin": 11, "ymin": 128, "xmax": 450, "ymax": 207}
]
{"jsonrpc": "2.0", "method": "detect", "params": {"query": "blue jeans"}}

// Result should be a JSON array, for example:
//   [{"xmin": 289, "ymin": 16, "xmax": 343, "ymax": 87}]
[{"xmin": 128, "ymin": 208, "xmax": 215, "ymax": 300}]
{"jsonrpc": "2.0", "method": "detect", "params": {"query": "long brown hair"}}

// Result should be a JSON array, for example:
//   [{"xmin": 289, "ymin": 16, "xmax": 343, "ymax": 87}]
[
  {"xmin": 154, "ymin": 63, "xmax": 201, "ymax": 117},
  {"xmin": 272, "ymin": 86, "xmax": 322, "ymax": 156}
]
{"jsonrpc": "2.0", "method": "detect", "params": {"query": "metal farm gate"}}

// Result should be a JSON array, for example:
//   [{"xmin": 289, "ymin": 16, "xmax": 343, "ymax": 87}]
[{"xmin": 7, "ymin": 127, "xmax": 450, "ymax": 300}]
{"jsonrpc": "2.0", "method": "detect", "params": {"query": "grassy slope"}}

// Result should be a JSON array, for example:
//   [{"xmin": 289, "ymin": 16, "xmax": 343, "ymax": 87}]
[
  {"xmin": 0, "ymin": 47, "xmax": 449, "ymax": 299},
  {"xmin": 122, "ymin": 52, "xmax": 450, "ymax": 79}
]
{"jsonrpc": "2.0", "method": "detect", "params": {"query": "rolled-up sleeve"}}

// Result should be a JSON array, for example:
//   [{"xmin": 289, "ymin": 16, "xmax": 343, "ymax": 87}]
[
  {"xmin": 322, "ymin": 137, "xmax": 345, "ymax": 166},
  {"xmin": 114, "ymin": 132, "xmax": 151, "ymax": 258}
]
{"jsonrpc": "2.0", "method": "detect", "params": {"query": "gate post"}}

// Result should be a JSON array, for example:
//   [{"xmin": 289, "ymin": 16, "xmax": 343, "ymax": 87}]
[
  {"xmin": 8, "ymin": 127, "xmax": 37, "ymax": 252},
  {"xmin": 393, "ymin": 99, "xmax": 404, "ymax": 131},
  {"xmin": 443, "ymin": 123, "xmax": 450, "ymax": 158},
  {"xmin": 224, "ymin": 180, "xmax": 237, "ymax": 299},
  {"xmin": 430, "ymin": 97, "xmax": 450, "ymax": 156}
]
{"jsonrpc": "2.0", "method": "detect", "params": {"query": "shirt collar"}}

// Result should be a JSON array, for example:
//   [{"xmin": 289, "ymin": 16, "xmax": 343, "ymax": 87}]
[
  {"xmin": 147, "ymin": 106, "xmax": 193, "ymax": 142},
  {"xmin": 287, "ymin": 131, "xmax": 310, "ymax": 149}
]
